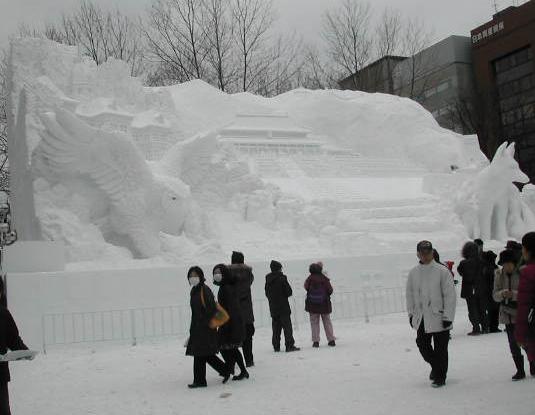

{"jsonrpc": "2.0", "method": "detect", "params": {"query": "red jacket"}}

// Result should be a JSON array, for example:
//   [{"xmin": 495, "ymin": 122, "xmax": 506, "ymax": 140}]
[{"xmin": 515, "ymin": 263, "xmax": 535, "ymax": 346}]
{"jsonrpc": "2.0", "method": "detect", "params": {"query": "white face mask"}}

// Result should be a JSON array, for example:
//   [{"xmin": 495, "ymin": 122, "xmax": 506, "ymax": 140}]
[
  {"xmin": 189, "ymin": 276, "xmax": 200, "ymax": 287},
  {"xmin": 213, "ymin": 272, "xmax": 223, "ymax": 283}
]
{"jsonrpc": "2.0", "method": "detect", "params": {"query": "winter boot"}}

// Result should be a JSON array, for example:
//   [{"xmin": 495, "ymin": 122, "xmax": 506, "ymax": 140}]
[
  {"xmin": 429, "ymin": 370, "xmax": 435, "ymax": 381},
  {"xmin": 274, "ymin": 347, "xmax": 280, "ymax": 352},
  {"xmin": 312, "ymin": 342, "xmax": 319, "ymax": 348},
  {"xmin": 188, "ymin": 382, "xmax": 207, "ymax": 389},
  {"xmin": 512, "ymin": 356, "xmax": 526, "ymax": 381},
  {"xmin": 328, "ymin": 340, "xmax": 336, "ymax": 347},
  {"xmin": 467, "ymin": 327, "xmax": 481, "ymax": 336},
  {"xmin": 232, "ymin": 371, "xmax": 250, "ymax": 381},
  {"xmin": 286, "ymin": 345, "xmax": 300, "ymax": 352},
  {"xmin": 431, "ymin": 380, "xmax": 446, "ymax": 388}
]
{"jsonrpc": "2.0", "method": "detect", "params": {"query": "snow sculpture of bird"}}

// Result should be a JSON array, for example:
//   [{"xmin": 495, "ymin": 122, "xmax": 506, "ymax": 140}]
[{"xmin": 38, "ymin": 107, "xmax": 191, "ymax": 258}]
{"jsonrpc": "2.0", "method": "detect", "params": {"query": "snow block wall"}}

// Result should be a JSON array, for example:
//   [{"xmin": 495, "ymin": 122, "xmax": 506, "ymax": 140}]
[{"xmin": 7, "ymin": 38, "xmax": 534, "ymax": 269}]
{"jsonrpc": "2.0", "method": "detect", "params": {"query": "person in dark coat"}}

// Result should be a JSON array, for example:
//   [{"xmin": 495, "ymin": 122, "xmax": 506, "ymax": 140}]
[
  {"xmin": 0, "ymin": 277, "xmax": 29, "ymax": 415},
  {"xmin": 481, "ymin": 250, "xmax": 501, "ymax": 333},
  {"xmin": 212, "ymin": 264, "xmax": 249, "ymax": 381},
  {"xmin": 515, "ymin": 232, "xmax": 535, "ymax": 377},
  {"xmin": 185, "ymin": 267, "xmax": 229, "ymax": 388},
  {"xmin": 265, "ymin": 260, "xmax": 299, "ymax": 352},
  {"xmin": 493, "ymin": 249, "xmax": 525, "ymax": 380},
  {"xmin": 457, "ymin": 241, "xmax": 487, "ymax": 335},
  {"xmin": 304, "ymin": 262, "xmax": 335, "ymax": 347},
  {"xmin": 229, "ymin": 251, "xmax": 255, "ymax": 367}
]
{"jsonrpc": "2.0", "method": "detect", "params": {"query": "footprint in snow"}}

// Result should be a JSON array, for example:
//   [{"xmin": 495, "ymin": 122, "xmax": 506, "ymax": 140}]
[{"xmin": 220, "ymin": 392, "xmax": 232, "ymax": 399}]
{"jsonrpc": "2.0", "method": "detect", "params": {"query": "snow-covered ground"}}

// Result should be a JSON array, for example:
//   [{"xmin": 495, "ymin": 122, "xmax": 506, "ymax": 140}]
[{"xmin": 11, "ymin": 312, "xmax": 534, "ymax": 415}]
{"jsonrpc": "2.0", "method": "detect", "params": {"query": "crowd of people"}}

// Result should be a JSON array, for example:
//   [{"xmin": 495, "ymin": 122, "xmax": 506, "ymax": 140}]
[
  {"xmin": 455, "ymin": 233, "xmax": 535, "ymax": 382},
  {"xmin": 1, "ymin": 235, "xmax": 534, "ymax": 412},
  {"xmin": 407, "ymin": 232, "xmax": 535, "ymax": 388},
  {"xmin": 184, "ymin": 252, "xmax": 336, "ymax": 388}
]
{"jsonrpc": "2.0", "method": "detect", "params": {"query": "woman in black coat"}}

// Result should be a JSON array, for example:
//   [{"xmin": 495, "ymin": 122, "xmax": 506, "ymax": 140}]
[
  {"xmin": 185, "ymin": 266, "xmax": 230, "ymax": 388},
  {"xmin": 213, "ymin": 264, "xmax": 249, "ymax": 381}
]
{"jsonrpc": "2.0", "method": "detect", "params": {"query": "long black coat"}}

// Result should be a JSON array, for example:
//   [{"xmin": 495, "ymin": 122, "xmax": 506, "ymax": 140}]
[
  {"xmin": 265, "ymin": 271, "xmax": 292, "ymax": 317},
  {"xmin": 186, "ymin": 284, "xmax": 219, "ymax": 357},
  {"xmin": 0, "ymin": 307, "xmax": 28, "ymax": 383},
  {"xmin": 217, "ymin": 282, "xmax": 245, "ymax": 349},
  {"xmin": 457, "ymin": 258, "xmax": 482, "ymax": 299},
  {"xmin": 230, "ymin": 264, "xmax": 255, "ymax": 324}
]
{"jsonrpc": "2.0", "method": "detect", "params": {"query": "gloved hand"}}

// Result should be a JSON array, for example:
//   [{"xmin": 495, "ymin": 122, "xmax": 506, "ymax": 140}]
[{"xmin": 443, "ymin": 321, "xmax": 452, "ymax": 329}]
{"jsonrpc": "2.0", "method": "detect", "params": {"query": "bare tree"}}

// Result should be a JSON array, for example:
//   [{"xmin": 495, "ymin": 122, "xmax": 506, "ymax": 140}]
[
  {"xmin": 375, "ymin": 7, "xmax": 403, "ymax": 93},
  {"xmin": 143, "ymin": 0, "xmax": 209, "ymax": 82},
  {"xmin": 253, "ymin": 33, "xmax": 305, "ymax": 96},
  {"xmin": 395, "ymin": 17, "xmax": 434, "ymax": 99},
  {"xmin": 201, "ymin": 0, "xmax": 235, "ymax": 91},
  {"xmin": 21, "ymin": 1, "xmax": 145, "ymax": 76},
  {"xmin": 322, "ymin": 0, "xmax": 372, "ymax": 90},
  {"xmin": 232, "ymin": 0, "xmax": 275, "ymax": 92}
]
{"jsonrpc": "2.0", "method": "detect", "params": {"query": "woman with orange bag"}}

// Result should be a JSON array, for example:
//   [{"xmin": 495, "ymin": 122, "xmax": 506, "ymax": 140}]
[{"xmin": 185, "ymin": 266, "xmax": 230, "ymax": 388}]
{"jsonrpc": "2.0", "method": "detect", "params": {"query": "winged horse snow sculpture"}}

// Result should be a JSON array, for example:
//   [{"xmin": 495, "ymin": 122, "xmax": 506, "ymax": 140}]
[
  {"xmin": 38, "ymin": 108, "xmax": 192, "ymax": 258},
  {"xmin": 456, "ymin": 142, "xmax": 535, "ymax": 241}
]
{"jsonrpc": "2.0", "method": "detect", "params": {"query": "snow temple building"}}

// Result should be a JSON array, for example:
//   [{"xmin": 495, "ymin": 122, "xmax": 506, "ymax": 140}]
[{"xmin": 217, "ymin": 113, "xmax": 324, "ymax": 155}]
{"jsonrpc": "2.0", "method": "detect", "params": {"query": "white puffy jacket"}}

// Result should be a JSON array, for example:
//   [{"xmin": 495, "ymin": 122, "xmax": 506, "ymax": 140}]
[{"xmin": 406, "ymin": 261, "xmax": 457, "ymax": 333}]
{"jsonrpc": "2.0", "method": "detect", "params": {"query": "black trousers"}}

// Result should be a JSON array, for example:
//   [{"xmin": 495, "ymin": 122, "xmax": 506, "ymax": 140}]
[
  {"xmin": 272, "ymin": 314, "xmax": 295, "ymax": 349},
  {"xmin": 193, "ymin": 355, "xmax": 227, "ymax": 385},
  {"xmin": 416, "ymin": 322, "xmax": 450, "ymax": 382},
  {"xmin": 0, "ymin": 382, "xmax": 10, "ymax": 415},
  {"xmin": 488, "ymin": 301, "xmax": 500, "ymax": 331},
  {"xmin": 242, "ymin": 323, "xmax": 255, "ymax": 365},
  {"xmin": 466, "ymin": 295, "xmax": 487, "ymax": 331},
  {"xmin": 505, "ymin": 324, "xmax": 524, "ymax": 368},
  {"xmin": 220, "ymin": 348, "xmax": 246, "ymax": 375}
]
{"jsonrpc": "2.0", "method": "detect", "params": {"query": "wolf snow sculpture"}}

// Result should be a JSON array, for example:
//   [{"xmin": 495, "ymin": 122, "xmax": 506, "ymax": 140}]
[
  {"xmin": 456, "ymin": 142, "xmax": 535, "ymax": 241},
  {"xmin": 38, "ymin": 108, "xmax": 195, "ymax": 258}
]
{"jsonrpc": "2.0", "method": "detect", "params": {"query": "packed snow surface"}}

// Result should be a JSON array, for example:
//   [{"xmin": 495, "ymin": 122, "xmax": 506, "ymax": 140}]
[{"xmin": 10, "ymin": 313, "xmax": 534, "ymax": 415}]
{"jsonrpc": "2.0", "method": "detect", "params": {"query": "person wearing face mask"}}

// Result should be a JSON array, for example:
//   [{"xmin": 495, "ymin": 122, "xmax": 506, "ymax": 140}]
[
  {"xmin": 406, "ymin": 241, "xmax": 457, "ymax": 388},
  {"xmin": 185, "ymin": 267, "xmax": 230, "ymax": 388},
  {"xmin": 493, "ymin": 250, "xmax": 525, "ymax": 380},
  {"xmin": 212, "ymin": 264, "xmax": 249, "ymax": 381}
]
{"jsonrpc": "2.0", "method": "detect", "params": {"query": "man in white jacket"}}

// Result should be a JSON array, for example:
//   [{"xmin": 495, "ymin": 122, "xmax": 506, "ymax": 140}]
[{"xmin": 406, "ymin": 240, "xmax": 457, "ymax": 388}]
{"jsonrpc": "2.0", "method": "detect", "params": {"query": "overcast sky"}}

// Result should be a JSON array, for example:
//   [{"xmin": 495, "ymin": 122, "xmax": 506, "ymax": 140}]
[{"xmin": 0, "ymin": 0, "xmax": 526, "ymax": 50}]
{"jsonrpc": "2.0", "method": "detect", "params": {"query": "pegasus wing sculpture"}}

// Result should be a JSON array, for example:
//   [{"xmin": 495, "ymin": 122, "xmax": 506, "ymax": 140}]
[{"xmin": 39, "ymin": 108, "xmax": 190, "ymax": 257}]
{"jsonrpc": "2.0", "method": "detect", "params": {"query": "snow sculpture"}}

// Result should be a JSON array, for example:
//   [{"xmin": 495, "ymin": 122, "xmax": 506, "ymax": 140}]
[
  {"xmin": 456, "ymin": 142, "xmax": 535, "ymax": 241},
  {"xmin": 37, "ymin": 107, "xmax": 192, "ymax": 258}
]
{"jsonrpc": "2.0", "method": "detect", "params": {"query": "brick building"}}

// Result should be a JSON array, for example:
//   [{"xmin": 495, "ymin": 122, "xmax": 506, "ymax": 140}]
[{"xmin": 471, "ymin": 1, "xmax": 535, "ymax": 181}]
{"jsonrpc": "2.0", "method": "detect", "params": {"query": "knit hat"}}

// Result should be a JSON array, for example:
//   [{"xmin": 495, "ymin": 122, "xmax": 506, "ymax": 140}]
[
  {"xmin": 482, "ymin": 250, "xmax": 497, "ymax": 264},
  {"xmin": 270, "ymin": 260, "xmax": 282, "ymax": 272},
  {"xmin": 498, "ymin": 249, "xmax": 516, "ymax": 266},
  {"xmin": 505, "ymin": 240, "xmax": 522, "ymax": 251},
  {"xmin": 231, "ymin": 251, "xmax": 245, "ymax": 264}
]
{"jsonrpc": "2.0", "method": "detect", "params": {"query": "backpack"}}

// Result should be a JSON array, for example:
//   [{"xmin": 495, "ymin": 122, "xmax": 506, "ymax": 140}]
[{"xmin": 307, "ymin": 283, "xmax": 327, "ymax": 305}]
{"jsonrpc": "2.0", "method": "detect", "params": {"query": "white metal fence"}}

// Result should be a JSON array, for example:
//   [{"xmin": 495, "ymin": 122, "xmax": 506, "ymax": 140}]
[{"xmin": 41, "ymin": 286, "xmax": 406, "ymax": 353}]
